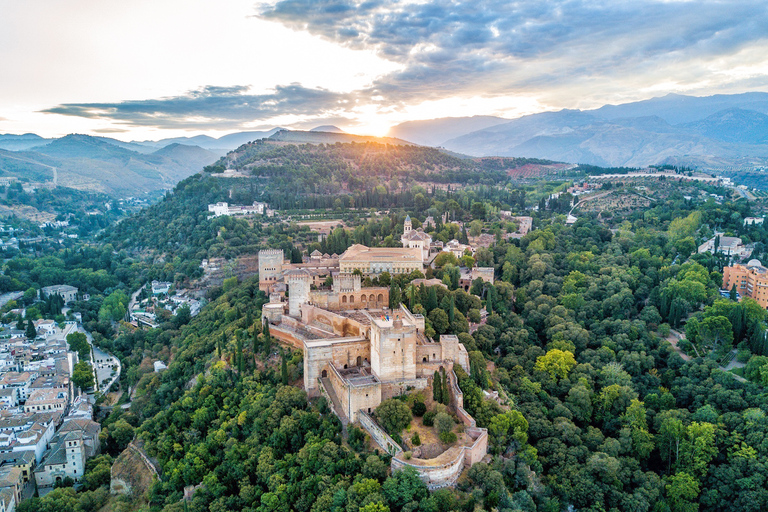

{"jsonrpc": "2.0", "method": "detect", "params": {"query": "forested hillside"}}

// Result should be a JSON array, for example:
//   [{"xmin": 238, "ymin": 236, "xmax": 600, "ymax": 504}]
[{"xmin": 8, "ymin": 137, "xmax": 768, "ymax": 512}]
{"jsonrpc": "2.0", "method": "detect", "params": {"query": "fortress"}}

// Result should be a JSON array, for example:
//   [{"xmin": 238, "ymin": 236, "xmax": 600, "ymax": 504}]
[
  {"xmin": 261, "ymin": 265, "xmax": 487, "ymax": 487},
  {"xmin": 262, "ymin": 271, "xmax": 469, "ymax": 421}
]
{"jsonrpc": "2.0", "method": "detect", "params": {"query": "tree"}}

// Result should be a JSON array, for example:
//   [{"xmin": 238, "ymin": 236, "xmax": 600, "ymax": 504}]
[
  {"xmin": 109, "ymin": 419, "xmax": 135, "ymax": 452},
  {"xmin": 174, "ymin": 304, "xmax": 191, "ymax": 328},
  {"xmin": 382, "ymin": 467, "xmax": 428, "ymax": 509},
  {"xmin": 25, "ymin": 319, "xmax": 36, "ymax": 340},
  {"xmin": 66, "ymin": 332, "xmax": 91, "ymax": 360},
  {"xmin": 389, "ymin": 282, "xmax": 401, "ymax": 309},
  {"xmin": 98, "ymin": 290, "xmax": 129, "ymax": 323},
  {"xmin": 698, "ymin": 315, "xmax": 734, "ymax": 352},
  {"xmin": 426, "ymin": 286, "xmax": 439, "ymax": 312},
  {"xmin": 432, "ymin": 371, "xmax": 443, "ymax": 403},
  {"xmin": 72, "ymin": 361, "xmax": 94, "ymax": 390},
  {"xmin": 488, "ymin": 410, "xmax": 529, "ymax": 454},
  {"xmin": 666, "ymin": 472, "xmax": 700, "ymax": 512},
  {"xmin": 658, "ymin": 415, "xmax": 685, "ymax": 472},
  {"xmin": 680, "ymin": 422, "xmax": 716, "ymax": 478},
  {"xmin": 623, "ymin": 399, "xmax": 654, "ymax": 460},
  {"xmin": 434, "ymin": 411, "xmax": 454, "ymax": 435},
  {"xmin": 375, "ymin": 399, "xmax": 411, "ymax": 435},
  {"xmin": 281, "ymin": 350, "xmax": 289, "ymax": 385},
  {"xmin": 534, "ymin": 349, "xmax": 577, "ymax": 380},
  {"xmin": 428, "ymin": 308, "xmax": 449, "ymax": 335}
]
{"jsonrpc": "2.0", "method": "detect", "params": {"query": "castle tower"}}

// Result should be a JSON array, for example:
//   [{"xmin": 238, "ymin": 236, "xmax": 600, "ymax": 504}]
[
  {"xmin": 370, "ymin": 307, "xmax": 417, "ymax": 382},
  {"xmin": 258, "ymin": 249, "xmax": 284, "ymax": 292},
  {"xmin": 333, "ymin": 272, "xmax": 361, "ymax": 293},
  {"xmin": 404, "ymin": 215, "xmax": 412, "ymax": 234},
  {"xmin": 286, "ymin": 270, "xmax": 312, "ymax": 318}
]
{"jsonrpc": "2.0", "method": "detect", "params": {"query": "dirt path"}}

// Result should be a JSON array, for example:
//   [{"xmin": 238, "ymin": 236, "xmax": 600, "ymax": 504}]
[
  {"xmin": 666, "ymin": 330, "xmax": 691, "ymax": 361},
  {"xmin": 666, "ymin": 330, "xmax": 747, "ymax": 383}
]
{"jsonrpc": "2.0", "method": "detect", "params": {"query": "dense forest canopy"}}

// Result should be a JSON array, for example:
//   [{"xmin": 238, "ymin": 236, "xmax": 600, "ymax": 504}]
[{"xmin": 4, "ymin": 141, "xmax": 768, "ymax": 512}]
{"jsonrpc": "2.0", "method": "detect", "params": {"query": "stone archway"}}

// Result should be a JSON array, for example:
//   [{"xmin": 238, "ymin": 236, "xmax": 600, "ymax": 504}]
[
  {"xmin": 377, "ymin": 293, "xmax": 384, "ymax": 302},
  {"xmin": 342, "ymin": 295, "xmax": 347, "ymax": 303},
  {"xmin": 356, "ymin": 356, "xmax": 362, "ymax": 366},
  {"xmin": 321, "ymin": 369, "xmax": 328, "ymax": 378}
]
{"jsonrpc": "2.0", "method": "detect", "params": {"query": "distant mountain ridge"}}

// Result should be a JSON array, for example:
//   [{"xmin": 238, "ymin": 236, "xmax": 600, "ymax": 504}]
[
  {"xmin": 0, "ymin": 134, "xmax": 219, "ymax": 196},
  {"xmin": 267, "ymin": 129, "xmax": 415, "ymax": 146},
  {"xmin": 388, "ymin": 116, "xmax": 510, "ymax": 147},
  {"xmin": 394, "ymin": 92, "xmax": 768, "ymax": 168}
]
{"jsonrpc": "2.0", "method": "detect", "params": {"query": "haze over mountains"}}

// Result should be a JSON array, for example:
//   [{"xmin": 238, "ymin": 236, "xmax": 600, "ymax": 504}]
[
  {"xmin": 389, "ymin": 92, "xmax": 768, "ymax": 168},
  {"xmin": 3, "ymin": 93, "xmax": 768, "ymax": 197}
]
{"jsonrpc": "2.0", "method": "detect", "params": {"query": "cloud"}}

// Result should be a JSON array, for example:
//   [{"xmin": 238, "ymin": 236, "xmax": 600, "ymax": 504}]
[
  {"xmin": 42, "ymin": 84, "xmax": 356, "ymax": 130},
  {"xmin": 259, "ymin": 0, "xmax": 768, "ymax": 107},
  {"xmin": 40, "ymin": 1, "xmax": 768, "ymax": 131},
  {"xmin": 92, "ymin": 127, "xmax": 128, "ymax": 134}
]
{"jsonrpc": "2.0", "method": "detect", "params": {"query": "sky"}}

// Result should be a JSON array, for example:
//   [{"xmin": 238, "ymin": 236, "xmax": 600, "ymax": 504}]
[{"xmin": 1, "ymin": 0, "xmax": 768, "ymax": 140}]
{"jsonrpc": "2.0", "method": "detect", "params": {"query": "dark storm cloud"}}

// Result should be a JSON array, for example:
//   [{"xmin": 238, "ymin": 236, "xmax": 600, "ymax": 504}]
[{"xmin": 41, "ymin": 85, "xmax": 355, "ymax": 130}]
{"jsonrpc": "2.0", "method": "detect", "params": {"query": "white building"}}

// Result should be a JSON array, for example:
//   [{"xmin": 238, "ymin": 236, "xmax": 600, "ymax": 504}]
[
  {"xmin": 400, "ymin": 216, "xmax": 432, "ymax": 262},
  {"xmin": 40, "ymin": 285, "xmax": 78, "ymax": 304},
  {"xmin": 0, "ymin": 372, "xmax": 37, "ymax": 404},
  {"xmin": 744, "ymin": 217, "xmax": 764, "ymax": 226},
  {"xmin": 151, "ymin": 281, "xmax": 171, "ymax": 295},
  {"xmin": 698, "ymin": 235, "xmax": 752, "ymax": 258},
  {"xmin": 23, "ymin": 389, "xmax": 67, "ymax": 413},
  {"xmin": 443, "ymin": 239, "xmax": 473, "ymax": 260},
  {"xmin": 34, "ymin": 431, "xmax": 86, "ymax": 490},
  {"xmin": 207, "ymin": 201, "xmax": 271, "ymax": 218}
]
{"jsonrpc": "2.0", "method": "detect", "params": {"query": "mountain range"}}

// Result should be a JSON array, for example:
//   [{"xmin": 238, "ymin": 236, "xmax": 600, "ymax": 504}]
[
  {"xmin": 0, "ymin": 135, "xmax": 220, "ymax": 196},
  {"xmin": 0, "ymin": 126, "xmax": 409, "ymax": 196},
  {"xmin": 4, "ymin": 93, "xmax": 768, "ymax": 197},
  {"xmin": 388, "ymin": 92, "xmax": 768, "ymax": 168}
]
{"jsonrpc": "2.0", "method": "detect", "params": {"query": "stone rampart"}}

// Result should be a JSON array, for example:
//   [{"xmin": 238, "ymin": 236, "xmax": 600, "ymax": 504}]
[
  {"xmin": 392, "ymin": 448, "xmax": 465, "ymax": 489},
  {"xmin": 358, "ymin": 410, "xmax": 402, "ymax": 456}
]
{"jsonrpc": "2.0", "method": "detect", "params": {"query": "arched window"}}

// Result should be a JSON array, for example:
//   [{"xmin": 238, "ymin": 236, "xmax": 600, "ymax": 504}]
[
  {"xmin": 321, "ymin": 369, "xmax": 328, "ymax": 378},
  {"xmin": 350, "ymin": 295, "xmax": 354, "ymax": 303},
  {"xmin": 357, "ymin": 356, "xmax": 362, "ymax": 366},
  {"xmin": 378, "ymin": 294, "xmax": 384, "ymax": 302},
  {"xmin": 342, "ymin": 295, "xmax": 347, "ymax": 303},
  {"xmin": 370, "ymin": 294, "xmax": 375, "ymax": 302}
]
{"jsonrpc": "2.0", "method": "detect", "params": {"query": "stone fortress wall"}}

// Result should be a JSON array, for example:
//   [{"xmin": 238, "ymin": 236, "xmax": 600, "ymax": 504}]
[{"xmin": 384, "ymin": 365, "xmax": 488, "ymax": 489}]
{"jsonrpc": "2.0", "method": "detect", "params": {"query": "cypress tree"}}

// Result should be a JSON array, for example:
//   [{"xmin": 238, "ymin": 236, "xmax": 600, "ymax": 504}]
[
  {"xmin": 486, "ymin": 289, "xmax": 494, "ymax": 316},
  {"xmin": 440, "ymin": 367, "xmax": 450, "ymax": 405},
  {"xmin": 448, "ymin": 295, "xmax": 456, "ymax": 324},
  {"xmin": 427, "ymin": 287, "xmax": 438, "ymax": 312},
  {"xmin": 389, "ymin": 282, "xmax": 401, "ymax": 309},
  {"xmin": 236, "ymin": 337, "xmax": 244, "ymax": 373},
  {"xmin": 26, "ymin": 320, "xmax": 36, "ymax": 340},
  {"xmin": 433, "ymin": 371, "xmax": 442, "ymax": 403},
  {"xmin": 281, "ymin": 351, "xmax": 289, "ymax": 385}
]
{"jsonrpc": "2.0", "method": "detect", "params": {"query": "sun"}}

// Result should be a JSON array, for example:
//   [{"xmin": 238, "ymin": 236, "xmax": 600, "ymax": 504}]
[{"xmin": 349, "ymin": 116, "xmax": 393, "ymax": 137}]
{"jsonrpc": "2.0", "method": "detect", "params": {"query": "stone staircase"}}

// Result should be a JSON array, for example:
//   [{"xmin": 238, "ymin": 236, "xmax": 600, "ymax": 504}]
[{"xmin": 320, "ymin": 377, "xmax": 349, "ymax": 435}]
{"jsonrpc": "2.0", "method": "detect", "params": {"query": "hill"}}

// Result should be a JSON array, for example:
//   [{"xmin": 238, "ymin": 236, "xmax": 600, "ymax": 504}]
[
  {"xmin": 388, "ymin": 115, "xmax": 510, "ymax": 147},
  {"xmin": 0, "ymin": 134, "xmax": 218, "ymax": 196},
  {"xmin": 266, "ymin": 129, "xmax": 416, "ymax": 146},
  {"xmin": 0, "ymin": 133, "xmax": 52, "ymax": 151},
  {"xmin": 133, "ymin": 128, "xmax": 283, "ymax": 151},
  {"xmin": 310, "ymin": 125, "xmax": 345, "ymax": 133},
  {"xmin": 396, "ymin": 93, "xmax": 768, "ymax": 169}
]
